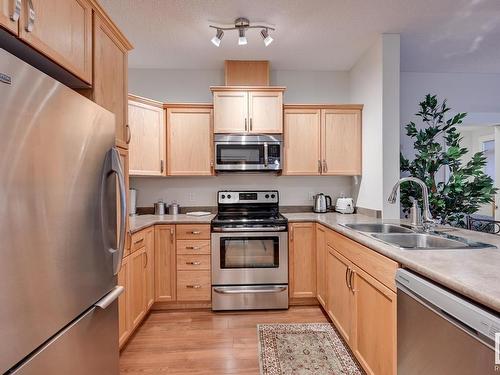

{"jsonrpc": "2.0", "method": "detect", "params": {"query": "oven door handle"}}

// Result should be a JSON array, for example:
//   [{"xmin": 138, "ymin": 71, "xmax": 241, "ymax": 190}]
[
  {"xmin": 212, "ymin": 226, "xmax": 287, "ymax": 232},
  {"xmin": 213, "ymin": 286, "xmax": 287, "ymax": 294}
]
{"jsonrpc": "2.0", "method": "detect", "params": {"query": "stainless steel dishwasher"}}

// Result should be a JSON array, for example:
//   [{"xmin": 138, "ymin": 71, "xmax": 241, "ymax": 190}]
[{"xmin": 396, "ymin": 269, "xmax": 500, "ymax": 375}]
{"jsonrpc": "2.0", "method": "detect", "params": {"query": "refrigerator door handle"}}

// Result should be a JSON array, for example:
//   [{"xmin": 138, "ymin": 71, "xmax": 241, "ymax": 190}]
[
  {"xmin": 95, "ymin": 286, "xmax": 124, "ymax": 310},
  {"xmin": 100, "ymin": 147, "xmax": 127, "ymax": 275}
]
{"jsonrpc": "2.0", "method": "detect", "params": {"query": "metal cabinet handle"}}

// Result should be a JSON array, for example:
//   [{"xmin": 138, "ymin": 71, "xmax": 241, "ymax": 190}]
[
  {"xmin": 11, "ymin": 0, "xmax": 21, "ymax": 21},
  {"xmin": 350, "ymin": 269, "xmax": 357, "ymax": 292},
  {"xmin": 191, "ymin": 230, "xmax": 201, "ymax": 235},
  {"xmin": 25, "ymin": 0, "xmax": 35, "ymax": 32},
  {"xmin": 345, "ymin": 267, "xmax": 350, "ymax": 289},
  {"xmin": 186, "ymin": 285, "xmax": 201, "ymax": 289},
  {"xmin": 126, "ymin": 124, "xmax": 131, "ymax": 144},
  {"xmin": 322, "ymin": 159, "xmax": 327, "ymax": 173},
  {"xmin": 160, "ymin": 160, "xmax": 164, "ymax": 173},
  {"xmin": 318, "ymin": 160, "xmax": 322, "ymax": 173},
  {"xmin": 186, "ymin": 246, "xmax": 201, "ymax": 250},
  {"xmin": 244, "ymin": 118, "xmax": 248, "ymax": 131},
  {"xmin": 144, "ymin": 252, "xmax": 148, "ymax": 268},
  {"xmin": 170, "ymin": 227, "xmax": 174, "ymax": 243},
  {"xmin": 186, "ymin": 261, "xmax": 201, "ymax": 265},
  {"xmin": 250, "ymin": 117, "xmax": 253, "ymax": 131}
]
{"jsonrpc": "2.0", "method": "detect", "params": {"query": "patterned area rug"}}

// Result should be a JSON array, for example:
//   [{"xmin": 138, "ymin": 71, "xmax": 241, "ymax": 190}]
[{"xmin": 258, "ymin": 323, "xmax": 364, "ymax": 375}]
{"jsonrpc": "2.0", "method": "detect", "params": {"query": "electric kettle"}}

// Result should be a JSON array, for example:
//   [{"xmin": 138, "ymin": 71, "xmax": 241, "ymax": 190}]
[{"xmin": 313, "ymin": 193, "xmax": 332, "ymax": 213}]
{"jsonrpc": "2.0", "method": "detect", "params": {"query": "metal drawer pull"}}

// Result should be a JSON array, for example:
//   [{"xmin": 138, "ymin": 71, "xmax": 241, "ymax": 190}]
[
  {"xmin": 186, "ymin": 246, "xmax": 201, "ymax": 250},
  {"xmin": 186, "ymin": 285, "xmax": 201, "ymax": 289},
  {"xmin": 134, "ymin": 238, "xmax": 144, "ymax": 245},
  {"xmin": 11, "ymin": 0, "xmax": 21, "ymax": 21},
  {"xmin": 190, "ymin": 230, "xmax": 201, "ymax": 234},
  {"xmin": 25, "ymin": 0, "xmax": 35, "ymax": 32},
  {"xmin": 186, "ymin": 261, "xmax": 201, "ymax": 265},
  {"xmin": 214, "ymin": 286, "xmax": 286, "ymax": 294}
]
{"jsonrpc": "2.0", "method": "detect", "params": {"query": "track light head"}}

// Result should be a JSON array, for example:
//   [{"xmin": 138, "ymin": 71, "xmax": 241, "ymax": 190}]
[
  {"xmin": 261, "ymin": 28, "xmax": 273, "ymax": 47},
  {"xmin": 238, "ymin": 28, "xmax": 247, "ymax": 46},
  {"xmin": 211, "ymin": 29, "xmax": 224, "ymax": 47}
]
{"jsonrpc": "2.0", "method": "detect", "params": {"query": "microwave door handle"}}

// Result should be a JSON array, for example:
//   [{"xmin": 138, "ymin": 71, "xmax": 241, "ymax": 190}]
[{"xmin": 264, "ymin": 142, "xmax": 269, "ymax": 167}]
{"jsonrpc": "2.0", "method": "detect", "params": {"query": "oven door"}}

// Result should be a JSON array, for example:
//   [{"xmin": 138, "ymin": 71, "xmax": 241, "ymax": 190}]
[{"xmin": 211, "ymin": 231, "xmax": 288, "ymax": 285}]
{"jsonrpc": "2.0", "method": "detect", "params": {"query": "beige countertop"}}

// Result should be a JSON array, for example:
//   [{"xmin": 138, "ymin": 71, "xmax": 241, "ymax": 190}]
[{"xmin": 129, "ymin": 212, "xmax": 500, "ymax": 313}]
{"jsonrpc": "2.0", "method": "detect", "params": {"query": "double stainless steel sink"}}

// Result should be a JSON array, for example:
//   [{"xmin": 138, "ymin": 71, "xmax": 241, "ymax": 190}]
[{"xmin": 341, "ymin": 223, "xmax": 495, "ymax": 250}]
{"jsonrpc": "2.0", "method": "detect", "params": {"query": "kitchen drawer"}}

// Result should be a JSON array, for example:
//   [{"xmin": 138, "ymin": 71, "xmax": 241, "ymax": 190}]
[
  {"xmin": 176, "ymin": 224, "xmax": 211, "ymax": 240},
  {"xmin": 177, "ymin": 271, "xmax": 211, "ymax": 301},
  {"xmin": 176, "ymin": 240, "xmax": 211, "ymax": 255},
  {"xmin": 130, "ymin": 229, "xmax": 147, "ymax": 253},
  {"xmin": 326, "ymin": 229, "xmax": 398, "ymax": 291},
  {"xmin": 177, "ymin": 255, "xmax": 211, "ymax": 271}
]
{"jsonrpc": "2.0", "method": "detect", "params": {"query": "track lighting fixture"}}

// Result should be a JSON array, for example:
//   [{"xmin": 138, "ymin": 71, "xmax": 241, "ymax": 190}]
[
  {"xmin": 260, "ymin": 28, "xmax": 273, "ymax": 47},
  {"xmin": 209, "ymin": 18, "xmax": 275, "ymax": 47},
  {"xmin": 211, "ymin": 29, "xmax": 224, "ymax": 47}
]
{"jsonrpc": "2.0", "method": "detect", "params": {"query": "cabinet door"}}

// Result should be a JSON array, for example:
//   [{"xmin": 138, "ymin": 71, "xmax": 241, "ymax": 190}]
[
  {"xmin": 352, "ymin": 266, "xmax": 397, "ymax": 375},
  {"xmin": 93, "ymin": 14, "xmax": 128, "ymax": 148},
  {"xmin": 18, "ymin": 0, "xmax": 92, "ymax": 83},
  {"xmin": 129, "ymin": 247, "xmax": 146, "ymax": 329},
  {"xmin": 117, "ymin": 255, "xmax": 130, "ymax": 348},
  {"xmin": 0, "ymin": 0, "xmax": 19, "ymax": 34},
  {"xmin": 144, "ymin": 228, "xmax": 155, "ymax": 310},
  {"xmin": 321, "ymin": 109, "xmax": 362, "ymax": 175},
  {"xmin": 326, "ymin": 246, "xmax": 353, "ymax": 344},
  {"xmin": 283, "ymin": 109, "xmax": 321, "ymax": 175},
  {"xmin": 289, "ymin": 223, "xmax": 316, "ymax": 299},
  {"xmin": 128, "ymin": 99, "xmax": 166, "ymax": 176},
  {"xmin": 248, "ymin": 91, "xmax": 282, "ymax": 133},
  {"xmin": 117, "ymin": 147, "xmax": 130, "ymax": 256},
  {"xmin": 316, "ymin": 225, "xmax": 327, "ymax": 308},
  {"xmin": 154, "ymin": 225, "xmax": 176, "ymax": 302},
  {"xmin": 167, "ymin": 107, "xmax": 213, "ymax": 176},
  {"xmin": 213, "ymin": 91, "xmax": 247, "ymax": 133}
]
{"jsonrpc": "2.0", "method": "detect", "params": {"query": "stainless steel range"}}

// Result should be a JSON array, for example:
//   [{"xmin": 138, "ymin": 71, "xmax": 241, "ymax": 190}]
[{"xmin": 211, "ymin": 190, "xmax": 288, "ymax": 310}]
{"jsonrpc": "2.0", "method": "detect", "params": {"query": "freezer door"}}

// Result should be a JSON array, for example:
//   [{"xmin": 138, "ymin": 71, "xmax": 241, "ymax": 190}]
[
  {"xmin": 10, "ymin": 294, "xmax": 120, "ymax": 375},
  {"xmin": 0, "ymin": 49, "xmax": 120, "ymax": 373}
]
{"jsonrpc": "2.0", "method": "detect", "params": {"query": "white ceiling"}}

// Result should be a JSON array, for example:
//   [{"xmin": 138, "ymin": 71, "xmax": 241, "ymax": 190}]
[{"xmin": 100, "ymin": 0, "xmax": 500, "ymax": 73}]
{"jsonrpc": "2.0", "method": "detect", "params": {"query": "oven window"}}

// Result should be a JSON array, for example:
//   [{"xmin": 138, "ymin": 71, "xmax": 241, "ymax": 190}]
[
  {"xmin": 216, "ymin": 145, "xmax": 264, "ymax": 165},
  {"xmin": 220, "ymin": 236, "xmax": 279, "ymax": 268}
]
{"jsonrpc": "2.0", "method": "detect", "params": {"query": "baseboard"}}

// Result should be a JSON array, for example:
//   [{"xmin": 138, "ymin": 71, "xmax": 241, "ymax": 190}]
[
  {"xmin": 289, "ymin": 297, "xmax": 320, "ymax": 306},
  {"xmin": 152, "ymin": 301, "xmax": 212, "ymax": 310}
]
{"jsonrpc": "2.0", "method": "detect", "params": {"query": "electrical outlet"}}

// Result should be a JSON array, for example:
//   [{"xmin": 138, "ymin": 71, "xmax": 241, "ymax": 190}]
[
  {"xmin": 308, "ymin": 192, "xmax": 315, "ymax": 201},
  {"xmin": 188, "ymin": 192, "xmax": 195, "ymax": 202}
]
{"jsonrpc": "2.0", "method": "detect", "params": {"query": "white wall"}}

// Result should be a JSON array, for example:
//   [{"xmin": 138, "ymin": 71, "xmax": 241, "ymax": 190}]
[
  {"xmin": 349, "ymin": 34, "xmax": 400, "ymax": 218},
  {"xmin": 129, "ymin": 68, "xmax": 350, "ymax": 103},
  {"xmin": 131, "ymin": 175, "xmax": 354, "ymax": 207},
  {"xmin": 129, "ymin": 68, "xmax": 355, "ymax": 208}
]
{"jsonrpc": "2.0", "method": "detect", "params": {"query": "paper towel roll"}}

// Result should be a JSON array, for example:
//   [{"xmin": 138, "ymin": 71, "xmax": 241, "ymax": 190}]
[{"xmin": 129, "ymin": 189, "xmax": 137, "ymax": 215}]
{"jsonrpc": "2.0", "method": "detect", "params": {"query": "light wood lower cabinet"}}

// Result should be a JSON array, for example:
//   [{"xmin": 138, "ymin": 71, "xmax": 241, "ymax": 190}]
[
  {"xmin": 154, "ymin": 225, "xmax": 176, "ymax": 302},
  {"xmin": 129, "ymin": 246, "xmax": 147, "ymax": 328},
  {"xmin": 166, "ymin": 106, "xmax": 213, "ymax": 176},
  {"xmin": 176, "ymin": 271, "xmax": 211, "ymax": 301},
  {"xmin": 144, "ymin": 228, "xmax": 155, "ymax": 309},
  {"xmin": 315, "ymin": 224, "xmax": 327, "ymax": 308},
  {"xmin": 289, "ymin": 223, "xmax": 316, "ymax": 300}
]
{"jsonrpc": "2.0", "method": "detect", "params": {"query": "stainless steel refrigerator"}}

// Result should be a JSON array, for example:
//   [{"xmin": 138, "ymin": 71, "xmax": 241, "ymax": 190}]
[{"xmin": 0, "ymin": 48, "xmax": 126, "ymax": 374}]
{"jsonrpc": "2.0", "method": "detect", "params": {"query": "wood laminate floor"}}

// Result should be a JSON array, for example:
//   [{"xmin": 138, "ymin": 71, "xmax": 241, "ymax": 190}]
[{"xmin": 119, "ymin": 306, "xmax": 329, "ymax": 374}]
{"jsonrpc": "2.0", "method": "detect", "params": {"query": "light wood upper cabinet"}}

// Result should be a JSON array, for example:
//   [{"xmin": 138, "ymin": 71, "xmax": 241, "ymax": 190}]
[
  {"xmin": 316, "ymin": 224, "xmax": 327, "ymax": 308},
  {"xmin": 167, "ymin": 106, "xmax": 213, "ymax": 176},
  {"xmin": 289, "ymin": 223, "xmax": 316, "ymax": 299},
  {"xmin": 213, "ymin": 91, "xmax": 248, "ymax": 133},
  {"xmin": 326, "ymin": 246, "xmax": 354, "ymax": 344},
  {"xmin": 0, "ymin": 0, "xmax": 19, "ymax": 34},
  {"xmin": 93, "ymin": 13, "xmax": 131, "ymax": 148},
  {"xmin": 129, "ymin": 246, "xmax": 147, "ymax": 329},
  {"xmin": 128, "ymin": 96, "xmax": 166, "ymax": 176},
  {"xmin": 155, "ymin": 225, "xmax": 176, "ymax": 302},
  {"xmin": 18, "ymin": 0, "xmax": 92, "ymax": 83},
  {"xmin": 322, "ymin": 109, "xmax": 362, "ymax": 175},
  {"xmin": 248, "ymin": 91, "xmax": 283, "ymax": 133},
  {"xmin": 117, "ymin": 255, "xmax": 130, "ymax": 349},
  {"xmin": 283, "ymin": 105, "xmax": 362, "ymax": 176},
  {"xmin": 352, "ymin": 265, "xmax": 396, "ymax": 375},
  {"xmin": 212, "ymin": 87, "xmax": 285, "ymax": 134},
  {"xmin": 283, "ymin": 109, "xmax": 321, "ymax": 175}
]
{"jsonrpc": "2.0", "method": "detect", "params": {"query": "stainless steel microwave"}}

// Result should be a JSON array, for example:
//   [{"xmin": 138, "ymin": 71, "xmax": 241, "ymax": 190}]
[{"xmin": 214, "ymin": 134, "xmax": 283, "ymax": 172}]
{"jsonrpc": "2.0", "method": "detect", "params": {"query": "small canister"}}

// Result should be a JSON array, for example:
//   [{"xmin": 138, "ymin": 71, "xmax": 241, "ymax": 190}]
[
  {"xmin": 154, "ymin": 200, "xmax": 166, "ymax": 215},
  {"xmin": 169, "ymin": 203, "xmax": 179, "ymax": 215}
]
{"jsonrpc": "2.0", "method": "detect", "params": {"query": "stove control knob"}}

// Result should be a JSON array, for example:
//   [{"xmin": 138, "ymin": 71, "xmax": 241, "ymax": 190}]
[
  {"xmin": 221, "ymin": 194, "xmax": 226, "ymax": 199},
  {"xmin": 271, "ymin": 194, "xmax": 276, "ymax": 199},
  {"xmin": 227, "ymin": 194, "xmax": 232, "ymax": 199},
  {"xmin": 265, "ymin": 194, "xmax": 270, "ymax": 199}
]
